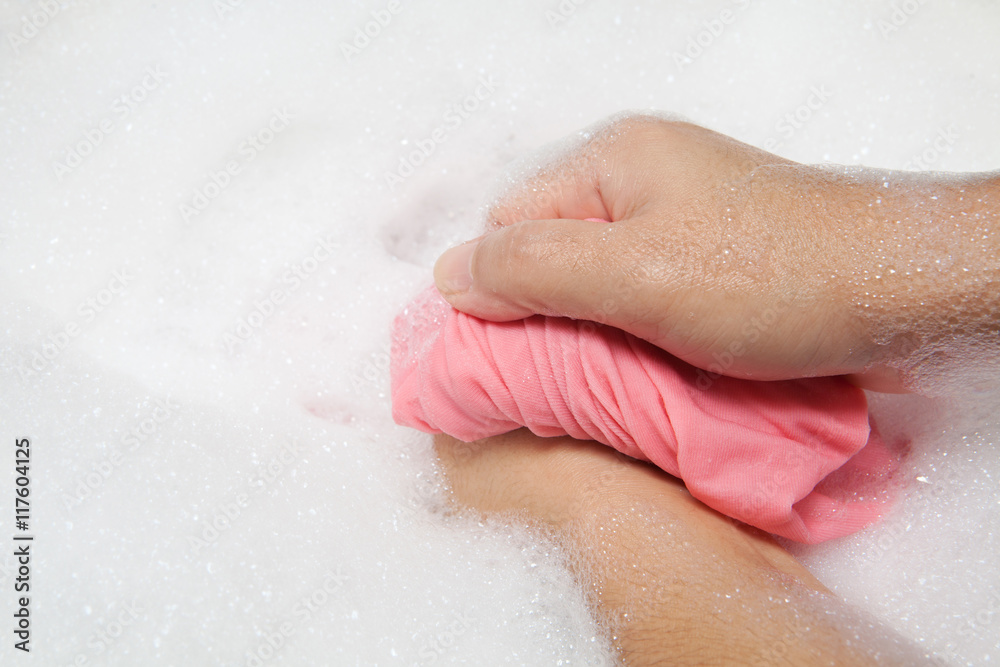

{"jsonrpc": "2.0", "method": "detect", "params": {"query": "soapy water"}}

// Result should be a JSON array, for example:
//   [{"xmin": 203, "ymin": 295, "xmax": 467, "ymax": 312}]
[{"xmin": 1, "ymin": 0, "xmax": 998, "ymax": 664}]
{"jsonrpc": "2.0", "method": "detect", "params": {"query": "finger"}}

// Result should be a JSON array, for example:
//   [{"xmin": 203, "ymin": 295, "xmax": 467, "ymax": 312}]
[
  {"xmin": 433, "ymin": 217, "xmax": 643, "ymax": 324},
  {"xmin": 485, "ymin": 135, "xmax": 611, "ymax": 230},
  {"xmin": 845, "ymin": 367, "xmax": 910, "ymax": 393}
]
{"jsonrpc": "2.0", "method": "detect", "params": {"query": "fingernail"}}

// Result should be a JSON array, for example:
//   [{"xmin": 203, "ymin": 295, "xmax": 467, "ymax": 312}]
[{"xmin": 434, "ymin": 238, "xmax": 479, "ymax": 295}]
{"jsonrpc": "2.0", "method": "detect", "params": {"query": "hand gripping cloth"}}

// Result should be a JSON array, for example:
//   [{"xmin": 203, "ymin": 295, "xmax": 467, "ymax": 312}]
[{"xmin": 391, "ymin": 286, "xmax": 901, "ymax": 543}]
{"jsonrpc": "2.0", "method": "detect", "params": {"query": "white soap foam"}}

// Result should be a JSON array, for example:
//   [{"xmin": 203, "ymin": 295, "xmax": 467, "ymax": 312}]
[{"xmin": 1, "ymin": 0, "xmax": 998, "ymax": 664}]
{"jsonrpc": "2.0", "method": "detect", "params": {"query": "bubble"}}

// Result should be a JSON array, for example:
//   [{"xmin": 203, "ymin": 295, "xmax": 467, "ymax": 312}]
[{"xmin": 4, "ymin": 0, "xmax": 998, "ymax": 664}]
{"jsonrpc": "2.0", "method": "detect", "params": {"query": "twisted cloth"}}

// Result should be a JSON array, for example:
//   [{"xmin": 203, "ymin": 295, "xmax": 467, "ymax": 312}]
[{"xmin": 391, "ymin": 286, "xmax": 900, "ymax": 543}]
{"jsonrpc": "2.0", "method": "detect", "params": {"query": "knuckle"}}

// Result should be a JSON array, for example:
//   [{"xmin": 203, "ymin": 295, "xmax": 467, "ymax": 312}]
[
  {"xmin": 491, "ymin": 222, "xmax": 589, "ymax": 314},
  {"xmin": 603, "ymin": 113, "xmax": 689, "ymax": 151},
  {"xmin": 511, "ymin": 222, "xmax": 574, "ymax": 262}
]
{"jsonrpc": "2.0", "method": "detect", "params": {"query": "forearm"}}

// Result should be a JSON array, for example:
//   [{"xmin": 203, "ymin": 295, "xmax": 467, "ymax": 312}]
[
  {"xmin": 560, "ymin": 449, "xmax": 909, "ymax": 666},
  {"xmin": 434, "ymin": 432, "xmax": 928, "ymax": 665},
  {"xmin": 743, "ymin": 165, "xmax": 1000, "ymax": 392}
]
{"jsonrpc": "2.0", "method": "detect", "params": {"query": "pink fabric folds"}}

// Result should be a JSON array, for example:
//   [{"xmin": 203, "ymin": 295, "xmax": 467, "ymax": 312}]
[{"xmin": 391, "ymin": 286, "xmax": 900, "ymax": 543}]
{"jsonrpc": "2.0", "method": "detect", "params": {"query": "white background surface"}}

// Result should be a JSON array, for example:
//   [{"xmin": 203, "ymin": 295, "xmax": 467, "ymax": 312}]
[{"xmin": 1, "ymin": 0, "xmax": 998, "ymax": 664}]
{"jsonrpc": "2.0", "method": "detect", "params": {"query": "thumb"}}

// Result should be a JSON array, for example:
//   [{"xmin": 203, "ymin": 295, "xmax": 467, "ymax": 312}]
[{"xmin": 433, "ymin": 218, "xmax": 633, "ymax": 323}]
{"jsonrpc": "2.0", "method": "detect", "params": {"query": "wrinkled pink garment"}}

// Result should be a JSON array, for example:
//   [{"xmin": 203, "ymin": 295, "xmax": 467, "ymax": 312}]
[{"xmin": 391, "ymin": 287, "xmax": 901, "ymax": 543}]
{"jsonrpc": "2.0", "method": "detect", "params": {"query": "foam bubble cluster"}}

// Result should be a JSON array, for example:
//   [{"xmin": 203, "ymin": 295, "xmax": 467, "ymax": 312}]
[{"xmin": 1, "ymin": 0, "xmax": 998, "ymax": 664}]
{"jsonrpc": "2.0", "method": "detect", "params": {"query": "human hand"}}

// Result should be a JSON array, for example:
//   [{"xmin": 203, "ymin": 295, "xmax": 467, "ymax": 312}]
[
  {"xmin": 433, "ymin": 430, "xmax": 923, "ymax": 665},
  {"xmin": 433, "ymin": 115, "xmax": 999, "ymax": 392}
]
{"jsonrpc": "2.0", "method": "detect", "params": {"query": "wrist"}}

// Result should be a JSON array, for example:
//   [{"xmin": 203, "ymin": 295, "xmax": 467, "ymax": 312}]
[
  {"xmin": 752, "ymin": 164, "xmax": 998, "ymax": 390},
  {"xmin": 837, "ymin": 170, "xmax": 999, "ymax": 391}
]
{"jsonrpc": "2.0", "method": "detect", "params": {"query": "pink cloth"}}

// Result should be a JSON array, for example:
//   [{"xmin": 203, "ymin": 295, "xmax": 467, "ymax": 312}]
[{"xmin": 391, "ymin": 287, "xmax": 901, "ymax": 543}]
